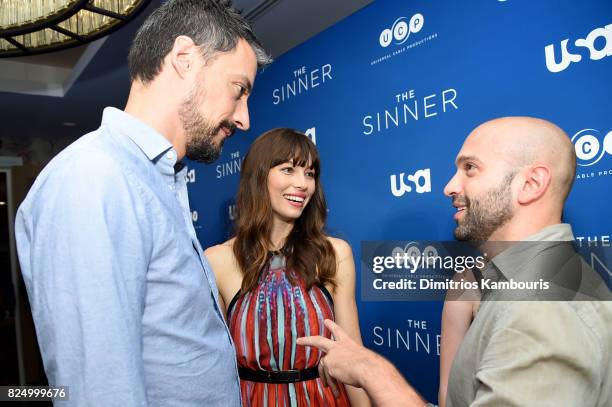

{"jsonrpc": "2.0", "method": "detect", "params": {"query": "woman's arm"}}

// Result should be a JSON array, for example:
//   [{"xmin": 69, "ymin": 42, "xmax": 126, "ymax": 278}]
[
  {"xmin": 439, "ymin": 299, "xmax": 475, "ymax": 407},
  {"xmin": 439, "ymin": 268, "xmax": 481, "ymax": 406},
  {"xmin": 204, "ymin": 242, "xmax": 241, "ymax": 316},
  {"xmin": 328, "ymin": 237, "xmax": 372, "ymax": 407}
]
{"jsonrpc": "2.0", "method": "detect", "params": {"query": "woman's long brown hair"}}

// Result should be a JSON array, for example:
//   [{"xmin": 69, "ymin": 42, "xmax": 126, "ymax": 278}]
[{"xmin": 233, "ymin": 128, "xmax": 337, "ymax": 292}]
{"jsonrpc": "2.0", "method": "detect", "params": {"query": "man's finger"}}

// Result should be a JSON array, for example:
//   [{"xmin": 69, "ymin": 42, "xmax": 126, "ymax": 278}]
[
  {"xmin": 297, "ymin": 335, "xmax": 333, "ymax": 352},
  {"xmin": 324, "ymin": 319, "xmax": 347, "ymax": 341},
  {"xmin": 328, "ymin": 376, "xmax": 341, "ymax": 398},
  {"xmin": 320, "ymin": 358, "xmax": 338, "ymax": 396},
  {"xmin": 318, "ymin": 359, "xmax": 328, "ymax": 388}
]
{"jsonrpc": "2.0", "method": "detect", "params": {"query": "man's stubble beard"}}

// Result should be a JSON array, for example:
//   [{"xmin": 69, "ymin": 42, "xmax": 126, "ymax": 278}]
[
  {"xmin": 454, "ymin": 172, "xmax": 517, "ymax": 242},
  {"xmin": 179, "ymin": 83, "xmax": 230, "ymax": 164}
]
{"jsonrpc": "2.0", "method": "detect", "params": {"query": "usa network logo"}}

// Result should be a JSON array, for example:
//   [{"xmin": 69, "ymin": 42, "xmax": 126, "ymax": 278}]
[
  {"xmin": 304, "ymin": 127, "xmax": 316, "ymax": 144},
  {"xmin": 228, "ymin": 203, "xmax": 237, "ymax": 221},
  {"xmin": 379, "ymin": 14, "xmax": 424, "ymax": 48},
  {"xmin": 371, "ymin": 13, "xmax": 437, "ymax": 66},
  {"xmin": 545, "ymin": 24, "xmax": 611, "ymax": 73},
  {"xmin": 572, "ymin": 128, "xmax": 612, "ymax": 180},
  {"xmin": 390, "ymin": 168, "xmax": 431, "ymax": 197}
]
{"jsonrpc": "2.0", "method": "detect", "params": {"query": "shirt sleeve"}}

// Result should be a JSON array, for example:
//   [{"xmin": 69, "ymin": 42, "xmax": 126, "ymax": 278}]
[
  {"xmin": 16, "ymin": 152, "xmax": 152, "ymax": 406},
  {"xmin": 471, "ymin": 302, "xmax": 602, "ymax": 407}
]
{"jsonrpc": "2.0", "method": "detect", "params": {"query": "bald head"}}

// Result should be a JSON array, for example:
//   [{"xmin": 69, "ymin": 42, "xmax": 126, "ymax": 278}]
[{"xmin": 466, "ymin": 116, "xmax": 576, "ymax": 204}]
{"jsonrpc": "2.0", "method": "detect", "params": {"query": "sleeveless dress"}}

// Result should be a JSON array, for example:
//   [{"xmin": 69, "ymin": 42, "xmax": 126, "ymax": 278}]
[{"xmin": 227, "ymin": 253, "xmax": 351, "ymax": 407}]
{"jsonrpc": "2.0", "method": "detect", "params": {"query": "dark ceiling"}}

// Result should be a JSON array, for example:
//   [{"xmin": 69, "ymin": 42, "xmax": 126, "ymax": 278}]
[
  {"xmin": 0, "ymin": 0, "xmax": 161, "ymax": 143},
  {"xmin": 0, "ymin": 0, "xmax": 372, "ymax": 146}
]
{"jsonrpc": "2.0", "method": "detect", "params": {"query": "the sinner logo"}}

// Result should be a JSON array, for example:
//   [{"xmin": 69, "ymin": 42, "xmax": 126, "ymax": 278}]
[
  {"xmin": 362, "ymin": 88, "xmax": 458, "ymax": 135},
  {"xmin": 216, "ymin": 151, "xmax": 244, "ymax": 179},
  {"xmin": 272, "ymin": 64, "xmax": 332, "ymax": 105},
  {"xmin": 379, "ymin": 14, "xmax": 424, "ymax": 48},
  {"xmin": 545, "ymin": 24, "xmax": 611, "ymax": 73},
  {"xmin": 390, "ymin": 168, "xmax": 431, "ymax": 197},
  {"xmin": 372, "ymin": 319, "xmax": 440, "ymax": 355}
]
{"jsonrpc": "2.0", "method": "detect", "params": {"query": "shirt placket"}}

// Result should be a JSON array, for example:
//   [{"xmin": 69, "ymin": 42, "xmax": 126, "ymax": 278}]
[
  {"xmin": 173, "ymin": 163, "xmax": 236, "ymax": 337},
  {"xmin": 173, "ymin": 163, "xmax": 241, "ymax": 393}
]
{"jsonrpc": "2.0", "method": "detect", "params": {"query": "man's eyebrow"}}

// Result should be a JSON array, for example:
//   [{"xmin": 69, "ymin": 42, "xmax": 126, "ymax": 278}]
[{"xmin": 455, "ymin": 155, "xmax": 481, "ymax": 166}]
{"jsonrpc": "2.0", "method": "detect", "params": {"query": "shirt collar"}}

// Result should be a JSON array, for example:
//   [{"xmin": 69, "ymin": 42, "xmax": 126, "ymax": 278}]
[
  {"xmin": 523, "ymin": 223, "xmax": 574, "ymax": 242},
  {"xmin": 490, "ymin": 223, "xmax": 575, "ymax": 280},
  {"xmin": 101, "ymin": 107, "xmax": 174, "ymax": 162}
]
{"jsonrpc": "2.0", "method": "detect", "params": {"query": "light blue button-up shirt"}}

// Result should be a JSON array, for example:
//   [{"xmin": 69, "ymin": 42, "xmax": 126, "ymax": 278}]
[{"xmin": 15, "ymin": 107, "xmax": 241, "ymax": 406}]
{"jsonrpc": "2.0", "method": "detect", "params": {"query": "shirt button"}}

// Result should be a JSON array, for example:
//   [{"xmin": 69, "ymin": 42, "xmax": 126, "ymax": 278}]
[{"xmin": 166, "ymin": 150, "xmax": 175, "ymax": 160}]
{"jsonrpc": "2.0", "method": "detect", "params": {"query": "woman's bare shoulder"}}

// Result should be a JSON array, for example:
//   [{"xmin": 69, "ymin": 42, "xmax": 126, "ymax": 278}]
[
  {"xmin": 325, "ymin": 236, "xmax": 352, "ymax": 260},
  {"xmin": 204, "ymin": 238, "xmax": 236, "ymax": 263}
]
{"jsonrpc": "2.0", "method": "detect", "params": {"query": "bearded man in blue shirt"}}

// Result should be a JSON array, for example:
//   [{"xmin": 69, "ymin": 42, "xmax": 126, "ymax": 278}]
[{"xmin": 15, "ymin": 1, "xmax": 271, "ymax": 405}]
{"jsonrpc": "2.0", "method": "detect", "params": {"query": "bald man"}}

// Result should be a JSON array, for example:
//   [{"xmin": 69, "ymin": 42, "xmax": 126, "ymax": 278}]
[
  {"xmin": 445, "ymin": 116, "xmax": 576, "ymax": 243},
  {"xmin": 298, "ymin": 117, "xmax": 612, "ymax": 406}
]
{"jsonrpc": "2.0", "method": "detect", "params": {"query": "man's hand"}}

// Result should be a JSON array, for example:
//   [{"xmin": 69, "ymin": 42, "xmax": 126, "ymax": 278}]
[
  {"xmin": 298, "ymin": 319, "xmax": 426, "ymax": 407},
  {"xmin": 297, "ymin": 319, "xmax": 375, "ymax": 388}
]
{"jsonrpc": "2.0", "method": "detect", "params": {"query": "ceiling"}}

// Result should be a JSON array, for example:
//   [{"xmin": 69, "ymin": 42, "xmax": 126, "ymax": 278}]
[{"xmin": 0, "ymin": 0, "xmax": 372, "ymax": 145}]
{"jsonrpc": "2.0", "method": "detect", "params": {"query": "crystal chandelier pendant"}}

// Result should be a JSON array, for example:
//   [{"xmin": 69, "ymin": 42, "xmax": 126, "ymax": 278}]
[{"xmin": 0, "ymin": 0, "xmax": 152, "ymax": 57}]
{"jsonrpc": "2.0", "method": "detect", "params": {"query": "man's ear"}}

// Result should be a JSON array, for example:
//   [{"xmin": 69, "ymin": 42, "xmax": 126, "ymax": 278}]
[
  {"xmin": 169, "ymin": 35, "xmax": 197, "ymax": 79},
  {"xmin": 517, "ymin": 165, "xmax": 552, "ymax": 205}
]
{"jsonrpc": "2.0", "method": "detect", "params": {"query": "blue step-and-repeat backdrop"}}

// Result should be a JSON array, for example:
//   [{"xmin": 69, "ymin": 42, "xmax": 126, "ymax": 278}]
[{"xmin": 186, "ymin": 0, "xmax": 611, "ymax": 402}]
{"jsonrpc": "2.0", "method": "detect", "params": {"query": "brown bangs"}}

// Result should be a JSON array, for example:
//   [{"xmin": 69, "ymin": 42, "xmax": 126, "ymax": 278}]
[{"xmin": 268, "ymin": 130, "xmax": 320, "ymax": 175}]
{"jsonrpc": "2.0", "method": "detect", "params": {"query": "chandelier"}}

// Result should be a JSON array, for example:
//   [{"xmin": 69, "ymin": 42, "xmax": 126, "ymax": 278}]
[{"xmin": 0, "ymin": 0, "xmax": 152, "ymax": 58}]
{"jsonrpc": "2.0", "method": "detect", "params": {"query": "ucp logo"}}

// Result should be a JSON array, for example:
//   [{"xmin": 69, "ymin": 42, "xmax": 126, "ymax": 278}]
[
  {"xmin": 390, "ymin": 242, "xmax": 440, "ymax": 272},
  {"xmin": 545, "ymin": 24, "xmax": 611, "ymax": 73},
  {"xmin": 379, "ymin": 14, "xmax": 424, "ymax": 48},
  {"xmin": 390, "ymin": 168, "xmax": 431, "ymax": 197},
  {"xmin": 572, "ymin": 128, "xmax": 612, "ymax": 166}
]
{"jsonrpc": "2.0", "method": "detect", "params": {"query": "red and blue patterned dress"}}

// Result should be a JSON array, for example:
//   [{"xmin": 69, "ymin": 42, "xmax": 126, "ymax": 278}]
[{"xmin": 227, "ymin": 253, "xmax": 351, "ymax": 407}]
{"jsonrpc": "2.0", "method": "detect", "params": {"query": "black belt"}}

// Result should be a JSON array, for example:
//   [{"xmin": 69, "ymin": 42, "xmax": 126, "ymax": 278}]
[{"xmin": 238, "ymin": 366, "xmax": 319, "ymax": 383}]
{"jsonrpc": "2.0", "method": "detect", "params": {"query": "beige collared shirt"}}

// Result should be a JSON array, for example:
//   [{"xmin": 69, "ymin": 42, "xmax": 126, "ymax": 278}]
[{"xmin": 446, "ymin": 224, "xmax": 612, "ymax": 407}]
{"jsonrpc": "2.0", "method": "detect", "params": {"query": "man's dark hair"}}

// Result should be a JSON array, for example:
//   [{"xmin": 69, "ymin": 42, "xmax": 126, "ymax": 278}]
[{"xmin": 128, "ymin": 0, "xmax": 271, "ymax": 83}]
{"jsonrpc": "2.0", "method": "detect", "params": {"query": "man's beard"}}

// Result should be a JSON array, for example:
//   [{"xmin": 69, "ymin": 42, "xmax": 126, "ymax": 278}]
[
  {"xmin": 179, "ymin": 86, "xmax": 235, "ymax": 164},
  {"xmin": 453, "ymin": 172, "xmax": 516, "ymax": 242}
]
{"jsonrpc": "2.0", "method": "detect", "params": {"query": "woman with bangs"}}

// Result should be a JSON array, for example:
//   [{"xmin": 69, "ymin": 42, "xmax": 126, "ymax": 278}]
[{"xmin": 206, "ymin": 128, "xmax": 370, "ymax": 407}]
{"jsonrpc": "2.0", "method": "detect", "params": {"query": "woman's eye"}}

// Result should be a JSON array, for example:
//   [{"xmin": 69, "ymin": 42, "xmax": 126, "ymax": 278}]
[
  {"xmin": 305, "ymin": 171, "xmax": 315, "ymax": 178},
  {"xmin": 281, "ymin": 167, "xmax": 293, "ymax": 174}
]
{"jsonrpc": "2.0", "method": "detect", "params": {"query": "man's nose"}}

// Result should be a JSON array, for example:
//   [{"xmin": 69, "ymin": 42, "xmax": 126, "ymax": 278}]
[
  {"xmin": 444, "ymin": 173, "xmax": 461, "ymax": 197},
  {"xmin": 233, "ymin": 99, "xmax": 250, "ymax": 131}
]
